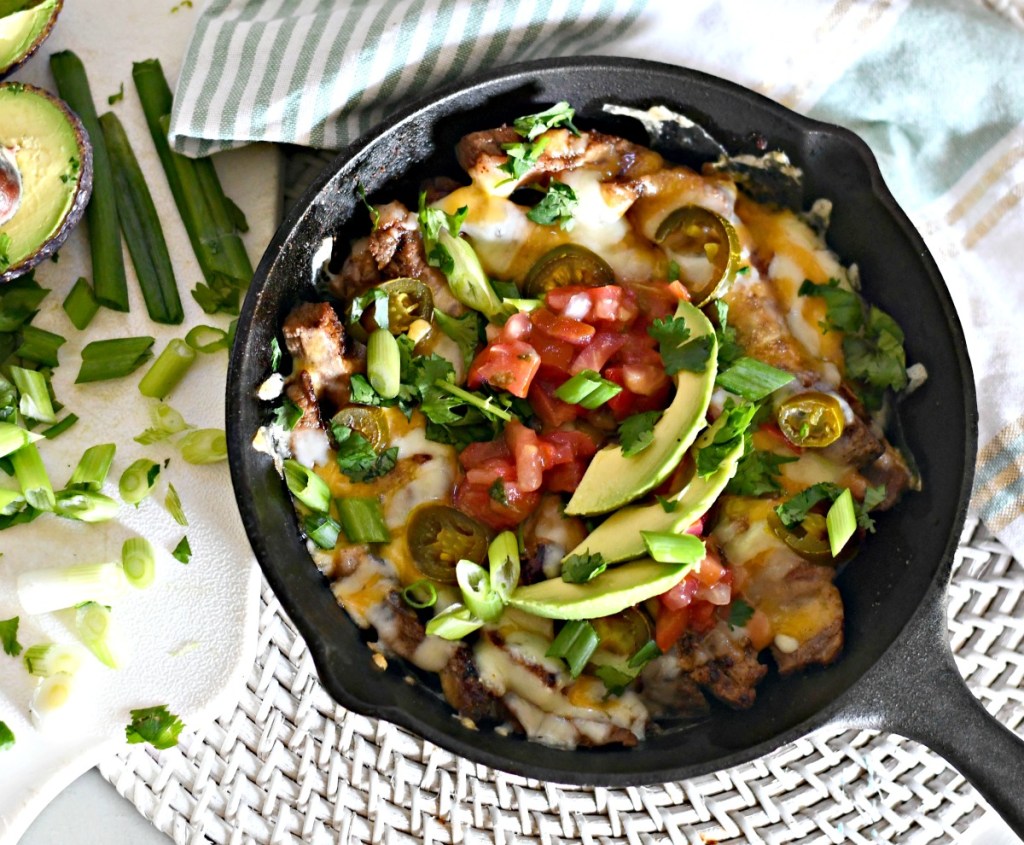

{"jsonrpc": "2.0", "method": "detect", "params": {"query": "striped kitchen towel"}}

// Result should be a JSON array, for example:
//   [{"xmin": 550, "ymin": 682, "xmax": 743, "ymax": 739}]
[{"xmin": 170, "ymin": 0, "xmax": 1024, "ymax": 557}]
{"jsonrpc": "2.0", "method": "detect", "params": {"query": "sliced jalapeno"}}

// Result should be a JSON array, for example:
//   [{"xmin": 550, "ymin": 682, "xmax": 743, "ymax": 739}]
[
  {"xmin": 591, "ymin": 607, "xmax": 653, "ymax": 657},
  {"xmin": 349, "ymin": 278, "xmax": 434, "ymax": 339},
  {"xmin": 330, "ymin": 407, "xmax": 390, "ymax": 451},
  {"xmin": 523, "ymin": 244, "xmax": 616, "ymax": 298},
  {"xmin": 655, "ymin": 205, "xmax": 740, "ymax": 305},
  {"xmin": 768, "ymin": 510, "xmax": 833, "ymax": 564},
  {"xmin": 777, "ymin": 391, "xmax": 845, "ymax": 448},
  {"xmin": 406, "ymin": 504, "xmax": 494, "ymax": 583}
]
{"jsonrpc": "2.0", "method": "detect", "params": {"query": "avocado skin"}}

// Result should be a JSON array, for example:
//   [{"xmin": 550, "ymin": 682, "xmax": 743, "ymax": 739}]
[
  {"xmin": 0, "ymin": 0, "xmax": 63, "ymax": 81},
  {"xmin": 0, "ymin": 81, "xmax": 93, "ymax": 284}
]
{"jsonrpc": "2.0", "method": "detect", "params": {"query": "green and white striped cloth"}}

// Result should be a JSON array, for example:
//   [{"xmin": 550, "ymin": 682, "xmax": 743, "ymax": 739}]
[{"xmin": 171, "ymin": 0, "xmax": 1024, "ymax": 557}]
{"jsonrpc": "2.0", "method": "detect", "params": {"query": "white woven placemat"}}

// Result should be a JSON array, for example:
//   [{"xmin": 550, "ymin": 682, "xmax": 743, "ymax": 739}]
[{"xmin": 95, "ymin": 150, "xmax": 1024, "ymax": 845}]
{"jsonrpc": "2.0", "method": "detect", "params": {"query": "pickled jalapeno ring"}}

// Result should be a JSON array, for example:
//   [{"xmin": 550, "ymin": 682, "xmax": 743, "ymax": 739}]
[
  {"xmin": 777, "ymin": 391, "xmax": 845, "ymax": 448},
  {"xmin": 655, "ymin": 205, "xmax": 740, "ymax": 305}
]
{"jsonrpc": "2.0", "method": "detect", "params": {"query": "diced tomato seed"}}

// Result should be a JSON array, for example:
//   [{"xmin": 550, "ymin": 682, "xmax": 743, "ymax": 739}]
[
  {"xmin": 569, "ymin": 332, "xmax": 626, "ymax": 374},
  {"xmin": 660, "ymin": 574, "xmax": 699, "ymax": 611},
  {"xmin": 685, "ymin": 517, "xmax": 705, "ymax": 536},
  {"xmin": 655, "ymin": 605, "xmax": 690, "ymax": 652},
  {"xmin": 531, "ymin": 308, "xmax": 596, "ymax": 346},
  {"xmin": 468, "ymin": 340, "xmax": 541, "ymax": 398},
  {"xmin": 545, "ymin": 285, "xmax": 593, "ymax": 311},
  {"xmin": 621, "ymin": 363, "xmax": 669, "ymax": 396},
  {"xmin": 500, "ymin": 312, "xmax": 533, "ymax": 342},
  {"xmin": 695, "ymin": 546, "xmax": 726, "ymax": 587}
]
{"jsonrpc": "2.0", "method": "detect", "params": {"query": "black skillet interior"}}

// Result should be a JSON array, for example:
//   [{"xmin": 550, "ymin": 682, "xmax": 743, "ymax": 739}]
[{"xmin": 227, "ymin": 57, "xmax": 975, "ymax": 785}]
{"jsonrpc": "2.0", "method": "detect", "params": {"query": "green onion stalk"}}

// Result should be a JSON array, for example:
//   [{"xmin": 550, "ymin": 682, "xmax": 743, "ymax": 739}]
[{"xmin": 138, "ymin": 339, "xmax": 195, "ymax": 399}]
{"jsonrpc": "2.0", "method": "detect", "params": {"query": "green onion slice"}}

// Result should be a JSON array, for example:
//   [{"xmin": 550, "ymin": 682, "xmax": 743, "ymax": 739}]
[
  {"xmin": 40, "ymin": 414, "xmax": 79, "ymax": 440},
  {"xmin": 75, "ymin": 602, "xmax": 121, "ymax": 669},
  {"xmin": 10, "ymin": 366, "xmax": 56, "ymax": 423},
  {"xmin": 11, "ymin": 441, "xmax": 55, "ymax": 511},
  {"xmin": 76, "ymin": 337, "xmax": 155, "ymax": 384},
  {"xmin": 177, "ymin": 428, "xmax": 227, "ymax": 464},
  {"xmin": 715, "ymin": 356, "xmax": 794, "ymax": 401},
  {"xmin": 16, "ymin": 326, "xmax": 66, "ymax": 368},
  {"xmin": 62, "ymin": 277, "xmax": 99, "ymax": 331},
  {"xmin": 119, "ymin": 458, "xmax": 160, "ymax": 506},
  {"xmin": 165, "ymin": 483, "xmax": 187, "ymax": 526},
  {"xmin": 402, "ymin": 579, "xmax": 438, "ymax": 609},
  {"xmin": 488, "ymin": 530, "xmax": 520, "ymax": 604},
  {"xmin": 367, "ymin": 328, "xmax": 401, "ymax": 399},
  {"xmin": 122, "ymin": 538, "xmax": 157, "ymax": 589},
  {"xmin": 546, "ymin": 620, "xmax": 600, "ymax": 678},
  {"xmin": 425, "ymin": 603, "xmax": 484, "ymax": 640},
  {"xmin": 0, "ymin": 489, "xmax": 24, "ymax": 516},
  {"xmin": 0, "ymin": 422, "xmax": 42, "ymax": 459},
  {"xmin": 304, "ymin": 513, "xmax": 341, "ymax": 549},
  {"xmin": 554, "ymin": 369, "xmax": 623, "ymax": 409},
  {"xmin": 0, "ymin": 720, "xmax": 13, "ymax": 750},
  {"xmin": 641, "ymin": 531, "xmax": 706, "ymax": 565},
  {"xmin": 185, "ymin": 324, "xmax": 229, "ymax": 353},
  {"xmin": 336, "ymin": 496, "xmax": 390, "ymax": 544},
  {"xmin": 283, "ymin": 459, "xmax": 331, "ymax": 512},
  {"xmin": 171, "ymin": 535, "xmax": 192, "ymax": 564},
  {"xmin": 23, "ymin": 643, "xmax": 84, "ymax": 677},
  {"xmin": 455, "ymin": 560, "xmax": 504, "ymax": 622},
  {"xmin": 138, "ymin": 339, "xmax": 195, "ymax": 399},
  {"xmin": 68, "ymin": 443, "xmax": 116, "ymax": 490},
  {"xmin": 54, "ymin": 489, "xmax": 119, "ymax": 523},
  {"xmin": 16, "ymin": 562, "xmax": 128, "ymax": 614},
  {"xmin": 826, "ymin": 487, "xmax": 857, "ymax": 557}
]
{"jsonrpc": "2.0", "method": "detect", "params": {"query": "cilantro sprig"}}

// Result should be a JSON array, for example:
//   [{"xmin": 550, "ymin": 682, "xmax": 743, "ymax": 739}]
[
  {"xmin": 513, "ymin": 101, "xmax": 579, "ymax": 140},
  {"xmin": 647, "ymin": 317, "xmax": 713, "ymax": 375},
  {"xmin": 775, "ymin": 482, "xmax": 885, "ymax": 533},
  {"xmin": 526, "ymin": 181, "xmax": 578, "ymax": 230},
  {"xmin": 726, "ymin": 449, "xmax": 797, "ymax": 497},
  {"xmin": 125, "ymin": 704, "xmax": 185, "ymax": 750},
  {"xmin": 695, "ymin": 402, "xmax": 758, "ymax": 477},
  {"xmin": 0, "ymin": 617, "xmax": 22, "ymax": 657},
  {"xmin": 618, "ymin": 410, "xmax": 661, "ymax": 458},
  {"xmin": 561, "ymin": 552, "xmax": 607, "ymax": 584},
  {"xmin": 331, "ymin": 423, "xmax": 398, "ymax": 483}
]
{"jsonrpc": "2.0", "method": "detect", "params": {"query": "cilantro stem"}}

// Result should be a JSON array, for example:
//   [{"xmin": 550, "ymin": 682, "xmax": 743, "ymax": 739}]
[{"xmin": 432, "ymin": 380, "xmax": 512, "ymax": 421}]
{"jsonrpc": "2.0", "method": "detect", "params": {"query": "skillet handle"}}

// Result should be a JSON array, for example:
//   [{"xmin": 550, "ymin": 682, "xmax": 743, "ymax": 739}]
[{"xmin": 833, "ymin": 581, "xmax": 1024, "ymax": 838}]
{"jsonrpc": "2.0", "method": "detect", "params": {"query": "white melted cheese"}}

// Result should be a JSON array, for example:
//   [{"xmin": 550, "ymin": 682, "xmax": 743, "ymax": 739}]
[{"xmin": 291, "ymin": 427, "xmax": 330, "ymax": 468}]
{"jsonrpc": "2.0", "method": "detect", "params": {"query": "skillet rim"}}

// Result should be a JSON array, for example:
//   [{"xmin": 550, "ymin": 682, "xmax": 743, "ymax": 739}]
[{"xmin": 226, "ymin": 55, "xmax": 977, "ymax": 786}]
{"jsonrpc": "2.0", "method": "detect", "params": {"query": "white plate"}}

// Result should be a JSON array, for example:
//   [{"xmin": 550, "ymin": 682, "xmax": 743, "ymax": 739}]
[{"xmin": 0, "ymin": 2, "xmax": 278, "ymax": 840}]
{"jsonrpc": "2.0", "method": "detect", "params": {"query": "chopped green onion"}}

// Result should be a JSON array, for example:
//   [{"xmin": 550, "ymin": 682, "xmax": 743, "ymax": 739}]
[
  {"xmin": 488, "ymin": 530, "xmax": 520, "ymax": 604},
  {"xmin": 99, "ymin": 110, "xmax": 184, "ymax": 325},
  {"xmin": 68, "ymin": 443, "xmax": 116, "ymax": 490},
  {"xmin": 432, "ymin": 380, "xmax": 513, "ymax": 421},
  {"xmin": 165, "ymin": 483, "xmax": 187, "ymax": 525},
  {"xmin": 171, "ymin": 536, "xmax": 192, "ymax": 564},
  {"xmin": 367, "ymin": 328, "xmax": 401, "ymax": 399},
  {"xmin": 119, "ymin": 458, "xmax": 160, "ymax": 506},
  {"xmin": 304, "ymin": 513, "xmax": 341, "ymax": 549},
  {"xmin": 0, "ymin": 721, "xmax": 13, "ymax": 751},
  {"xmin": 10, "ymin": 366, "xmax": 56, "ymax": 423},
  {"xmin": 641, "ymin": 531, "xmax": 706, "ymax": 565},
  {"xmin": 54, "ymin": 489, "xmax": 119, "ymax": 523},
  {"xmin": 17, "ymin": 562, "xmax": 128, "ymax": 614},
  {"xmin": 546, "ymin": 620, "xmax": 600, "ymax": 678},
  {"xmin": 826, "ymin": 487, "xmax": 857, "ymax": 556},
  {"xmin": 15, "ymin": 326, "xmax": 66, "ymax": 368},
  {"xmin": 337, "ymin": 496, "xmax": 390, "ymax": 544},
  {"xmin": 122, "ymin": 538, "xmax": 157, "ymax": 588},
  {"xmin": 75, "ymin": 602, "xmax": 122, "ymax": 669},
  {"xmin": 11, "ymin": 442, "xmax": 55, "ymax": 511},
  {"xmin": 402, "ymin": 579, "xmax": 438, "ymax": 609},
  {"xmin": 23, "ymin": 643, "xmax": 84, "ymax": 677},
  {"xmin": 136, "ymin": 402, "xmax": 193, "ymax": 444},
  {"xmin": 30, "ymin": 673, "xmax": 76, "ymax": 728},
  {"xmin": 715, "ymin": 356, "xmax": 794, "ymax": 401},
  {"xmin": 0, "ymin": 422, "xmax": 42, "ymax": 458},
  {"xmin": 425, "ymin": 603, "xmax": 483, "ymax": 640},
  {"xmin": 502, "ymin": 298, "xmax": 543, "ymax": 312},
  {"xmin": 77, "ymin": 337, "xmax": 155, "ymax": 384},
  {"xmin": 438, "ymin": 228, "xmax": 506, "ymax": 319},
  {"xmin": 138, "ymin": 339, "xmax": 195, "ymax": 399},
  {"xmin": 627, "ymin": 640, "xmax": 662, "ymax": 669},
  {"xmin": 40, "ymin": 413, "xmax": 79, "ymax": 440},
  {"xmin": 283, "ymin": 459, "xmax": 330, "ymax": 512},
  {"xmin": 554, "ymin": 369, "xmax": 623, "ymax": 409},
  {"xmin": 62, "ymin": 277, "xmax": 100, "ymax": 331},
  {"xmin": 456, "ymin": 560, "xmax": 504, "ymax": 622},
  {"xmin": 0, "ymin": 489, "xmax": 24, "ymax": 516},
  {"xmin": 51, "ymin": 50, "xmax": 129, "ymax": 312},
  {"xmin": 184, "ymin": 324, "xmax": 229, "ymax": 353},
  {"xmin": 176, "ymin": 428, "xmax": 227, "ymax": 464}
]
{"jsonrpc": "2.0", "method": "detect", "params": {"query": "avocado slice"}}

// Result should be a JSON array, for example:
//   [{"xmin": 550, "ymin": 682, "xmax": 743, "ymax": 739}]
[
  {"xmin": 508, "ymin": 559, "xmax": 692, "ymax": 620},
  {"xmin": 0, "ymin": 0, "xmax": 62, "ymax": 80},
  {"xmin": 565, "ymin": 414, "xmax": 745, "ymax": 564},
  {"xmin": 565, "ymin": 300, "xmax": 718, "ymax": 516},
  {"xmin": 0, "ymin": 81, "xmax": 92, "ymax": 282}
]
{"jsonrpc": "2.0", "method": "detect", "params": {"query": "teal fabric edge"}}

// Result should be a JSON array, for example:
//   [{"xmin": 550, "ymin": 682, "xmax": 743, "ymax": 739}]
[{"xmin": 808, "ymin": 0, "xmax": 1024, "ymax": 211}]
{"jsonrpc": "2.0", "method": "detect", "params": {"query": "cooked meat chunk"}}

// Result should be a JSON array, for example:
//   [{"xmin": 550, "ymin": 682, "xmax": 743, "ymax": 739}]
[
  {"xmin": 521, "ymin": 495, "xmax": 588, "ymax": 583},
  {"xmin": 282, "ymin": 301, "xmax": 356, "ymax": 407},
  {"xmin": 285, "ymin": 369, "xmax": 322, "ymax": 432},
  {"xmin": 639, "ymin": 654, "xmax": 710, "ymax": 719},
  {"xmin": 767, "ymin": 564, "xmax": 844, "ymax": 674},
  {"xmin": 819, "ymin": 414, "xmax": 884, "ymax": 467},
  {"xmin": 861, "ymin": 442, "xmax": 916, "ymax": 510},
  {"xmin": 676, "ymin": 625, "xmax": 766, "ymax": 709},
  {"xmin": 378, "ymin": 590, "xmax": 427, "ymax": 662},
  {"xmin": 440, "ymin": 645, "xmax": 502, "ymax": 723},
  {"xmin": 420, "ymin": 175, "xmax": 462, "ymax": 204}
]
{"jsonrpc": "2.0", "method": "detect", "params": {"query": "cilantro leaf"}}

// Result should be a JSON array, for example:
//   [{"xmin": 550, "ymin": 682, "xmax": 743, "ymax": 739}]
[
  {"xmin": 843, "ymin": 306, "xmax": 908, "ymax": 400},
  {"xmin": 433, "ymin": 310, "xmax": 482, "ymax": 370},
  {"xmin": 348, "ymin": 287, "xmax": 390, "ymax": 333},
  {"xmin": 512, "ymin": 101, "xmax": 579, "ymax": 140},
  {"xmin": 498, "ymin": 136, "xmax": 550, "ymax": 185},
  {"xmin": 269, "ymin": 337, "xmax": 282, "ymax": 371},
  {"xmin": 726, "ymin": 449, "xmax": 797, "ymax": 497},
  {"xmin": 489, "ymin": 478, "xmax": 509, "ymax": 506},
  {"xmin": 775, "ymin": 482, "xmax": 842, "ymax": 528},
  {"xmin": 272, "ymin": 398, "xmax": 301, "ymax": 431},
  {"xmin": 526, "ymin": 181, "xmax": 577, "ymax": 230},
  {"xmin": 695, "ymin": 402, "xmax": 758, "ymax": 477},
  {"xmin": 125, "ymin": 705, "xmax": 184, "ymax": 750},
  {"xmin": 0, "ymin": 617, "xmax": 22, "ymax": 657},
  {"xmin": 356, "ymin": 183, "xmax": 380, "ymax": 231},
  {"xmin": 656, "ymin": 495, "xmax": 678, "ymax": 513},
  {"xmin": 561, "ymin": 552, "xmax": 607, "ymax": 584},
  {"xmin": 798, "ymin": 278, "xmax": 863, "ymax": 334},
  {"xmin": 331, "ymin": 424, "xmax": 398, "ymax": 483},
  {"xmin": 618, "ymin": 411, "xmax": 661, "ymax": 457},
  {"xmin": 667, "ymin": 260, "xmax": 681, "ymax": 282},
  {"xmin": 171, "ymin": 536, "xmax": 192, "ymax": 564},
  {"xmin": 648, "ymin": 317, "xmax": 713, "ymax": 374},
  {"xmin": 728, "ymin": 599, "xmax": 755, "ymax": 629},
  {"xmin": 713, "ymin": 300, "xmax": 743, "ymax": 368},
  {"xmin": 862, "ymin": 484, "xmax": 887, "ymax": 512},
  {"xmin": 0, "ymin": 721, "xmax": 13, "ymax": 751}
]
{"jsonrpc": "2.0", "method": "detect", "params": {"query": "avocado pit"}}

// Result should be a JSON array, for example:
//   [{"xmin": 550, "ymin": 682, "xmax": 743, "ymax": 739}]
[{"xmin": 0, "ymin": 146, "xmax": 21, "ymax": 226}]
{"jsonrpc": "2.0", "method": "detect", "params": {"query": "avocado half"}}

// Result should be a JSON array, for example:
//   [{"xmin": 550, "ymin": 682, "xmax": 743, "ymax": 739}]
[
  {"xmin": 0, "ymin": 0, "xmax": 63, "ymax": 80},
  {"xmin": 0, "ymin": 81, "xmax": 92, "ymax": 283}
]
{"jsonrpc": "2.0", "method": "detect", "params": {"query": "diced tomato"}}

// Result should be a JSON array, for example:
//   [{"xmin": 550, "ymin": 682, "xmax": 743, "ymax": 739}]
[
  {"xmin": 695, "ymin": 545, "xmax": 726, "ymax": 587},
  {"xmin": 569, "ymin": 332, "xmax": 626, "ymax": 374},
  {"xmin": 468, "ymin": 340, "xmax": 541, "ymax": 398},
  {"xmin": 544, "ymin": 458, "xmax": 588, "ymax": 493},
  {"xmin": 745, "ymin": 609, "xmax": 774, "ymax": 651},
  {"xmin": 531, "ymin": 331, "xmax": 576, "ymax": 371},
  {"xmin": 613, "ymin": 340, "xmax": 661, "ymax": 365},
  {"xmin": 620, "ymin": 363, "xmax": 670, "ymax": 396},
  {"xmin": 459, "ymin": 438, "xmax": 511, "ymax": 469},
  {"xmin": 505, "ymin": 419, "xmax": 544, "ymax": 493},
  {"xmin": 587, "ymin": 285, "xmax": 625, "ymax": 321},
  {"xmin": 660, "ymin": 574, "xmax": 698, "ymax": 611},
  {"xmin": 655, "ymin": 605, "xmax": 690, "ymax": 652},
  {"xmin": 531, "ymin": 308, "xmax": 595, "ymax": 346},
  {"xmin": 626, "ymin": 280, "xmax": 678, "ymax": 321},
  {"xmin": 668, "ymin": 280, "xmax": 689, "ymax": 301},
  {"xmin": 543, "ymin": 429, "xmax": 599, "ymax": 459},
  {"xmin": 545, "ymin": 285, "xmax": 593, "ymax": 312},
  {"xmin": 464, "ymin": 456, "xmax": 514, "ymax": 487},
  {"xmin": 500, "ymin": 311, "xmax": 532, "ymax": 342},
  {"xmin": 689, "ymin": 600, "xmax": 719, "ymax": 633},
  {"xmin": 528, "ymin": 374, "xmax": 579, "ymax": 428},
  {"xmin": 538, "ymin": 437, "xmax": 574, "ymax": 468},
  {"xmin": 453, "ymin": 477, "xmax": 540, "ymax": 531},
  {"xmin": 604, "ymin": 366, "xmax": 671, "ymax": 419}
]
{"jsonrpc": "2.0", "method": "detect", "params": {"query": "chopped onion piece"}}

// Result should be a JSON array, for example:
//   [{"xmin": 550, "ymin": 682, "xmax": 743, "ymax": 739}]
[{"xmin": 17, "ymin": 562, "xmax": 128, "ymax": 614}]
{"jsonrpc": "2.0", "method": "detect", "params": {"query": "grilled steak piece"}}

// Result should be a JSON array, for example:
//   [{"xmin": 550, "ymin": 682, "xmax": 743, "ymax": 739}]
[
  {"xmin": 677, "ymin": 625, "xmax": 767, "ymax": 709},
  {"xmin": 282, "ymin": 301, "xmax": 357, "ymax": 408},
  {"xmin": 769, "ymin": 564, "xmax": 844, "ymax": 675},
  {"xmin": 440, "ymin": 645, "xmax": 503, "ymax": 723}
]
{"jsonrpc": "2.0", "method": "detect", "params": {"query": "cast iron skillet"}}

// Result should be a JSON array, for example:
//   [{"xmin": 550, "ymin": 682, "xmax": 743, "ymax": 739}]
[{"xmin": 227, "ymin": 58, "xmax": 1024, "ymax": 833}]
